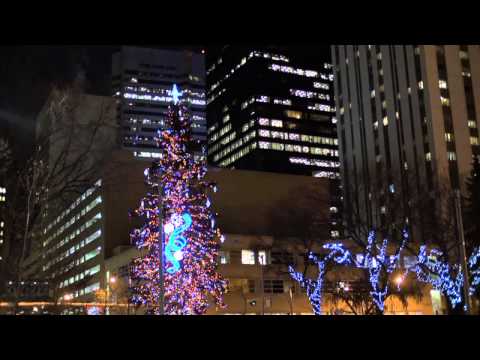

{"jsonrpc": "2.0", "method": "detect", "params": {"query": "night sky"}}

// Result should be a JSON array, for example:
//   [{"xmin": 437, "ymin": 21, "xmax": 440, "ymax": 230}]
[
  {"xmin": 0, "ymin": 46, "xmax": 116, "ymax": 150},
  {"xmin": 0, "ymin": 44, "xmax": 330, "ymax": 157}
]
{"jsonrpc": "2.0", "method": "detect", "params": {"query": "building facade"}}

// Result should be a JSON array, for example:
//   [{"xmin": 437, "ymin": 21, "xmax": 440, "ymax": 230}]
[
  {"xmin": 332, "ymin": 45, "xmax": 480, "ymax": 227},
  {"xmin": 206, "ymin": 46, "xmax": 339, "ymax": 178},
  {"xmin": 112, "ymin": 46, "xmax": 207, "ymax": 160}
]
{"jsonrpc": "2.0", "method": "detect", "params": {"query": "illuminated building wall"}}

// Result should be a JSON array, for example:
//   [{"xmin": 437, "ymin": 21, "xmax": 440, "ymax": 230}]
[
  {"xmin": 20, "ymin": 150, "xmax": 147, "ymax": 313},
  {"xmin": 112, "ymin": 46, "xmax": 207, "ymax": 160},
  {"xmin": 207, "ymin": 46, "xmax": 342, "ymax": 241},
  {"xmin": 206, "ymin": 46, "xmax": 339, "ymax": 178},
  {"xmin": 332, "ymin": 45, "xmax": 480, "ymax": 228}
]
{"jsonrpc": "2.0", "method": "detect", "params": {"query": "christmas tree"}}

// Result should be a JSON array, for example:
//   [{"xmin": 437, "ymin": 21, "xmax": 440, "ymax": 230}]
[{"xmin": 130, "ymin": 85, "xmax": 226, "ymax": 315}]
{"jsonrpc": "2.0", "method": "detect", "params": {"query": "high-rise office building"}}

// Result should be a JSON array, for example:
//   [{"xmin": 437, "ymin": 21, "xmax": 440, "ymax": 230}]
[
  {"xmin": 112, "ymin": 46, "xmax": 207, "ymax": 160},
  {"xmin": 206, "ymin": 46, "xmax": 339, "ymax": 178},
  {"xmin": 332, "ymin": 45, "xmax": 480, "ymax": 226}
]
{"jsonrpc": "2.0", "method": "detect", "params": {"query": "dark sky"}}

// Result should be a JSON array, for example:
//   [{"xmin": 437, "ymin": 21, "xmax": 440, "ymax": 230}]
[
  {"xmin": 0, "ymin": 44, "xmax": 330, "ymax": 156},
  {"xmin": 0, "ymin": 46, "xmax": 117, "ymax": 160}
]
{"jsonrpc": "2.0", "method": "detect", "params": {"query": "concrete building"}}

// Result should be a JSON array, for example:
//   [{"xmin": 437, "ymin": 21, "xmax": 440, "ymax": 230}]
[
  {"xmin": 112, "ymin": 46, "xmax": 207, "ymax": 160},
  {"xmin": 332, "ymin": 45, "xmax": 480, "ymax": 228}
]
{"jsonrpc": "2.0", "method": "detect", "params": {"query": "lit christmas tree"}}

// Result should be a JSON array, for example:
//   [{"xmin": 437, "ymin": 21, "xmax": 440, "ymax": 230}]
[{"xmin": 130, "ymin": 85, "xmax": 226, "ymax": 315}]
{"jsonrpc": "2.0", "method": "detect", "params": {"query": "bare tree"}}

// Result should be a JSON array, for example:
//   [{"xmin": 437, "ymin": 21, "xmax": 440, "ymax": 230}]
[{"xmin": 2, "ymin": 85, "xmax": 117, "ymax": 295}]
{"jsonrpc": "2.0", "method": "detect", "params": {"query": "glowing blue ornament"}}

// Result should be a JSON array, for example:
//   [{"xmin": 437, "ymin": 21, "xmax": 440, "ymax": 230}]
[{"xmin": 165, "ymin": 213, "xmax": 192, "ymax": 274}]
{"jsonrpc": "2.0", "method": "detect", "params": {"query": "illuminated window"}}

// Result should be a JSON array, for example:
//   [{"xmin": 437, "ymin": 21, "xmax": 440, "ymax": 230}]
[
  {"xmin": 440, "ymin": 97, "xmax": 450, "ymax": 106},
  {"xmin": 259, "ymin": 129, "xmax": 271, "ymax": 138},
  {"xmin": 331, "ymin": 230, "xmax": 340, "ymax": 238},
  {"xmin": 470, "ymin": 137, "xmax": 479, "ymax": 145},
  {"xmin": 426, "ymin": 152, "xmax": 432, "ymax": 161},
  {"xmin": 445, "ymin": 133, "xmax": 454, "ymax": 142},
  {"xmin": 289, "ymin": 133, "xmax": 300, "ymax": 141},
  {"xmin": 271, "ymin": 131, "xmax": 283, "ymax": 139},
  {"xmin": 439, "ymin": 80, "xmax": 448, "ymax": 89},
  {"xmin": 219, "ymin": 251, "xmax": 230, "ymax": 264},
  {"xmin": 259, "ymin": 118, "xmax": 269, "ymax": 126},
  {"xmin": 468, "ymin": 120, "xmax": 477, "ymax": 129},
  {"xmin": 447, "ymin": 152, "xmax": 457, "ymax": 161},
  {"xmin": 271, "ymin": 120, "xmax": 283, "ymax": 128},
  {"xmin": 241, "ymin": 250, "xmax": 255, "ymax": 265},
  {"xmin": 285, "ymin": 110, "xmax": 302, "ymax": 119},
  {"xmin": 459, "ymin": 50, "xmax": 469, "ymax": 60},
  {"xmin": 418, "ymin": 81, "xmax": 424, "ymax": 90},
  {"xmin": 383, "ymin": 117, "xmax": 389, "ymax": 126},
  {"xmin": 258, "ymin": 251, "xmax": 267, "ymax": 265}
]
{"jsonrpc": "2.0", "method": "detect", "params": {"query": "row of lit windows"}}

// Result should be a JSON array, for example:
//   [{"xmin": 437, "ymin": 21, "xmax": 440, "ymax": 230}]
[
  {"xmin": 313, "ymin": 170, "xmax": 341, "ymax": 179},
  {"xmin": 59, "ymin": 264, "xmax": 101, "ymax": 289},
  {"xmin": 122, "ymin": 86, "xmax": 205, "ymax": 99},
  {"xmin": 314, "ymin": 82, "xmax": 330, "ymax": 90},
  {"xmin": 43, "ymin": 216, "xmax": 102, "ymax": 272},
  {"xmin": 123, "ymin": 92, "xmax": 206, "ymax": 107},
  {"xmin": 258, "ymin": 129, "xmax": 337, "ymax": 146},
  {"xmin": 289, "ymin": 157, "xmax": 340, "ymax": 168},
  {"xmin": 289, "ymin": 89, "xmax": 331, "ymax": 101},
  {"xmin": 241, "ymin": 95, "xmax": 332, "ymax": 111},
  {"xmin": 307, "ymin": 103, "xmax": 335, "ymax": 113},
  {"xmin": 209, "ymin": 123, "xmax": 232, "ymax": 144},
  {"xmin": 45, "ymin": 180, "xmax": 101, "ymax": 235},
  {"xmin": 208, "ymin": 50, "xmax": 289, "ymax": 82},
  {"xmin": 208, "ymin": 52, "xmax": 327, "ymax": 105},
  {"xmin": 258, "ymin": 141, "xmax": 338, "ymax": 157},
  {"xmin": 213, "ymin": 131, "xmax": 256, "ymax": 162},
  {"xmin": 54, "ymin": 244, "xmax": 102, "ymax": 280},
  {"xmin": 259, "ymin": 118, "xmax": 284, "ymax": 128},
  {"xmin": 44, "ymin": 196, "xmax": 102, "ymax": 249},
  {"xmin": 242, "ymin": 119, "xmax": 256, "ymax": 133},
  {"xmin": 66, "ymin": 282, "xmax": 100, "ymax": 300},
  {"xmin": 219, "ymin": 143, "xmax": 257, "ymax": 167},
  {"xmin": 269, "ymin": 64, "xmax": 332, "ymax": 80}
]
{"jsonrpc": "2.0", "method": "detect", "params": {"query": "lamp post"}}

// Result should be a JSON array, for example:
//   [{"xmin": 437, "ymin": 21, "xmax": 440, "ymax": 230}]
[
  {"xmin": 258, "ymin": 252, "xmax": 265, "ymax": 316},
  {"xmin": 157, "ymin": 168, "xmax": 165, "ymax": 316}
]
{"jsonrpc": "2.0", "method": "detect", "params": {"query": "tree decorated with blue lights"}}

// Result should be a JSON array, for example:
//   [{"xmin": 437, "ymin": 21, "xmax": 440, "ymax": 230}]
[
  {"xmin": 290, "ymin": 229, "xmax": 410, "ymax": 315},
  {"xmin": 130, "ymin": 85, "xmax": 226, "ymax": 315},
  {"xmin": 411, "ymin": 245, "xmax": 480, "ymax": 310}
]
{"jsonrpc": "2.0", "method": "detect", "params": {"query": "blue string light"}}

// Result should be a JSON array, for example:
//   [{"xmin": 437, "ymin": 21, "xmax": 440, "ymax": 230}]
[
  {"xmin": 412, "ymin": 246, "xmax": 464, "ymax": 308},
  {"xmin": 469, "ymin": 247, "xmax": 480, "ymax": 295},
  {"xmin": 289, "ymin": 229, "xmax": 409, "ymax": 314}
]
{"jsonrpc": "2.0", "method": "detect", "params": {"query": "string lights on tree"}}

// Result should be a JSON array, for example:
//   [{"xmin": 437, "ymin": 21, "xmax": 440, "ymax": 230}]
[
  {"xmin": 129, "ymin": 84, "xmax": 226, "ymax": 315},
  {"xmin": 290, "ymin": 229, "xmax": 409, "ymax": 314},
  {"xmin": 412, "ymin": 245, "xmax": 480, "ymax": 307}
]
